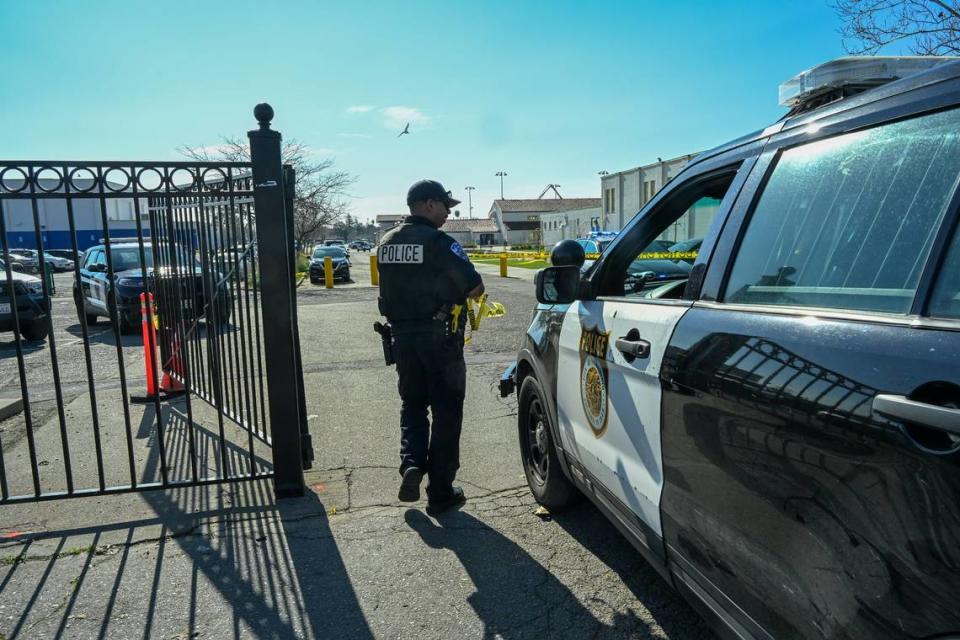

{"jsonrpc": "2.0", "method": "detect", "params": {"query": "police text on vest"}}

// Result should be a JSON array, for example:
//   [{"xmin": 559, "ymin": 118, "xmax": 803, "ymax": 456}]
[{"xmin": 379, "ymin": 244, "xmax": 424, "ymax": 264}]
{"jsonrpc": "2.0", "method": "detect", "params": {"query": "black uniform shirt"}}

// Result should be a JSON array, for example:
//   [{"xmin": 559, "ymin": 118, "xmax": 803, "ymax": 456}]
[{"xmin": 377, "ymin": 215, "xmax": 483, "ymax": 325}]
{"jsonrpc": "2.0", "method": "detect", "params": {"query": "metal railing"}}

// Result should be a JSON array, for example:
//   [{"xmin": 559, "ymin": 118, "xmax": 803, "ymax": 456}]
[{"xmin": 0, "ymin": 104, "xmax": 308, "ymax": 504}]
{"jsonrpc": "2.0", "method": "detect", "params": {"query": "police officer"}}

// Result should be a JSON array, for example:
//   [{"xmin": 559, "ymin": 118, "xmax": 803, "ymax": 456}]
[{"xmin": 377, "ymin": 179, "xmax": 484, "ymax": 515}]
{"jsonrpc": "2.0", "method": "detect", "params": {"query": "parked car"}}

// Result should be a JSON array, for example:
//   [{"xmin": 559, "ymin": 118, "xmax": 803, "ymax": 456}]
[
  {"xmin": 74, "ymin": 242, "xmax": 232, "ymax": 333},
  {"xmin": 324, "ymin": 239, "xmax": 350, "ymax": 257},
  {"xmin": 0, "ymin": 260, "xmax": 50, "ymax": 341},
  {"xmin": 349, "ymin": 240, "xmax": 372, "ymax": 251},
  {"xmin": 309, "ymin": 246, "xmax": 350, "ymax": 284},
  {"xmin": 45, "ymin": 249, "xmax": 79, "ymax": 262},
  {"xmin": 16, "ymin": 249, "xmax": 76, "ymax": 272},
  {"xmin": 0, "ymin": 257, "xmax": 24, "ymax": 273},
  {"xmin": 501, "ymin": 56, "xmax": 960, "ymax": 640},
  {"xmin": 6, "ymin": 250, "xmax": 39, "ymax": 274},
  {"xmin": 214, "ymin": 245, "xmax": 257, "ymax": 280},
  {"xmin": 29, "ymin": 249, "xmax": 77, "ymax": 271}
]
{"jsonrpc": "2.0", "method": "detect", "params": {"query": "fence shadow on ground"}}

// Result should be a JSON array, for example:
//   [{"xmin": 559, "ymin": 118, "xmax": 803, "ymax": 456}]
[{"xmin": 0, "ymin": 405, "xmax": 371, "ymax": 640}]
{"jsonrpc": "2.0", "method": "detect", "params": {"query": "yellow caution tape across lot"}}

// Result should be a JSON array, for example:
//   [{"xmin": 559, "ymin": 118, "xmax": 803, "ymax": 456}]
[
  {"xmin": 451, "ymin": 293, "xmax": 506, "ymax": 344},
  {"xmin": 467, "ymin": 250, "xmax": 698, "ymax": 262}
]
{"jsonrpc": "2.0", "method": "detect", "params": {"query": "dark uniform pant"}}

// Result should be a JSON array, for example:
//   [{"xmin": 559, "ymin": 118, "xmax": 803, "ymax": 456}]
[{"xmin": 394, "ymin": 333, "xmax": 466, "ymax": 499}]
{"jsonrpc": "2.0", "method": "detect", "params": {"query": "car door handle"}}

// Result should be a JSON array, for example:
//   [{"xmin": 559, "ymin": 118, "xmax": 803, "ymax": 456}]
[
  {"xmin": 872, "ymin": 394, "xmax": 960, "ymax": 436},
  {"xmin": 615, "ymin": 337, "xmax": 650, "ymax": 359}
]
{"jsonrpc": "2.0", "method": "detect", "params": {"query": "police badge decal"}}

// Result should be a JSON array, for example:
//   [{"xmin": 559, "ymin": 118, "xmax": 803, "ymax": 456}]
[{"xmin": 579, "ymin": 325, "xmax": 611, "ymax": 438}]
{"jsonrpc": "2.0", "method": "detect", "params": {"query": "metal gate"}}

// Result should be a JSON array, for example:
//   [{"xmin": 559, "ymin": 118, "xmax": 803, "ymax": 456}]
[{"xmin": 0, "ymin": 104, "xmax": 309, "ymax": 504}]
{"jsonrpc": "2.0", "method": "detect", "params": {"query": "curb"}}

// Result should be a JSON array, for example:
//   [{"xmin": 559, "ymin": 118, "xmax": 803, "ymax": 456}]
[{"xmin": 0, "ymin": 397, "xmax": 24, "ymax": 422}]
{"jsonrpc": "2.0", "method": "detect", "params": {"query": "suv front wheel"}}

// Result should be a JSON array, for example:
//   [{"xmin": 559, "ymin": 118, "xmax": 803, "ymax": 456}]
[{"xmin": 518, "ymin": 374, "xmax": 576, "ymax": 509}]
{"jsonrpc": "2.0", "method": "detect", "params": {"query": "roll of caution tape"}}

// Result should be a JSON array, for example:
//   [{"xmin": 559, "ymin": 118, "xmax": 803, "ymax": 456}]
[{"xmin": 452, "ymin": 294, "xmax": 506, "ymax": 344}]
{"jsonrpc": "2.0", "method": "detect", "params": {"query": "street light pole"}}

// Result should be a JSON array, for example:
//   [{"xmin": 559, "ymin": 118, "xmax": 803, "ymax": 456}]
[
  {"xmin": 465, "ymin": 186, "xmax": 475, "ymax": 219},
  {"xmin": 495, "ymin": 171, "xmax": 507, "ymax": 199}
]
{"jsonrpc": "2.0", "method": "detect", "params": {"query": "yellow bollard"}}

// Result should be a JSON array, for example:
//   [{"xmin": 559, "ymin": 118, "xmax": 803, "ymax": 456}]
[
  {"xmin": 370, "ymin": 254, "xmax": 379, "ymax": 286},
  {"xmin": 324, "ymin": 256, "xmax": 334, "ymax": 289},
  {"xmin": 499, "ymin": 254, "xmax": 508, "ymax": 277}
]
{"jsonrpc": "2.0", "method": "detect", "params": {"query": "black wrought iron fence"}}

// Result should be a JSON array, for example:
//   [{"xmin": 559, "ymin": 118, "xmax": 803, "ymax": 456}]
[{"xmin": 0, "ymin": 104, "xmax": 308, "ymax": 504}]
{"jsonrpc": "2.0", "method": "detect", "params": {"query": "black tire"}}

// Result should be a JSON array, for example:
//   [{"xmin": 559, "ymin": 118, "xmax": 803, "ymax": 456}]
[
  {"xmin": 107, "ymin": 291, "xmax": 136, "ymax": 335},
  {"xmin": 518, "ymin": 375, "xmax": 576, "ymax": 509},
  {"xmin": 19, "ymin": 319, "xmax": 49, "ymax": 342},
  {"xmin": 310, "ymin": 277, "xmax": 321, "ymax": 285},
  {"xmin": 117, "ymin": 313, "xmax": 137, "ymax": 335},
  {"xmin": 74, "ymin": 289, "xmax": 98, "ymax": 326}
]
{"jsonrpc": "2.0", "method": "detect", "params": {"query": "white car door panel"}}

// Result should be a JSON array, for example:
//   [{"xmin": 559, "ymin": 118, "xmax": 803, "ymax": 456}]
[{"xmin": 557, "ymin": 298, "xmax": 689, "ymax": 536}]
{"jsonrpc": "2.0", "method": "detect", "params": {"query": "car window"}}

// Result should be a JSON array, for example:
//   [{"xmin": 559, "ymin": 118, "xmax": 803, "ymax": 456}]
[
  {"xmin": 621, "ymin": 195, "xmax": 721, "ymax": 298},
  {"xmin": 108, "ymin": 248, "xmax": 153, "ymax": 271},
  {"xmin": 598, "ymin": 167, "xmax": 734, "ymax": 299},
  {"xmin": 312, "ymin": 247, "xmax": 345, "ymax": 259},
  {"xmin": 725, "ymin": 108, "xmax": 960, "ymax": 314},
  {"xmin": 929, "ymin": 227, "xmax": 960, "ymax": 319},
  {"xmin": 92, "ymin": 250, "xmax": 106, "ymax": 267}
]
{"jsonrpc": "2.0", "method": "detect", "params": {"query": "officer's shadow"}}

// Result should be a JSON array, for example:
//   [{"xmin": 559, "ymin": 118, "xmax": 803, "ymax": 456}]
[{"xmin": 404, "ymin": 509, "xmax": 629, "ymax": 638}]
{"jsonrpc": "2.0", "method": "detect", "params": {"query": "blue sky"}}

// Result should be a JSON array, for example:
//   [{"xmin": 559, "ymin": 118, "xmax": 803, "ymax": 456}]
[{"xmin": 0, "ymin": 1, "xmax": 889, "ymax": 221}]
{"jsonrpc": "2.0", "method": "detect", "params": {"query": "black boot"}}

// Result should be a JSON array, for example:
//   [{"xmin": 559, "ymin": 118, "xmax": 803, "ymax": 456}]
[
  {"xmin": 426, "ymin": 486, "xmax": 466, "ymax": 516},
  {"xmin": 398, "ymin": 467, "xmax": 424, "ymax": 502}
]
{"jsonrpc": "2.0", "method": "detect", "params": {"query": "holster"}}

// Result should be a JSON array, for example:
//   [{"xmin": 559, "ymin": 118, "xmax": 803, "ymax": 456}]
[{"xmin": 373, "ymin": 321, "xmax": 395, "ymax": 366}]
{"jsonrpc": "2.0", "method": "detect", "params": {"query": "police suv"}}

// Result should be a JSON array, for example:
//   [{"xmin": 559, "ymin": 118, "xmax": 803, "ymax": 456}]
[{"xmin": 502, "ymin": 57, "xmax": 960, "ymax": 639}]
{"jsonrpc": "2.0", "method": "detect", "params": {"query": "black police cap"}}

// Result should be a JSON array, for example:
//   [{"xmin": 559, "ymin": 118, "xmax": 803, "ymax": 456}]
[{"xmin": 406, "ymin": 179, "xmax": 461, "ymax": 207}]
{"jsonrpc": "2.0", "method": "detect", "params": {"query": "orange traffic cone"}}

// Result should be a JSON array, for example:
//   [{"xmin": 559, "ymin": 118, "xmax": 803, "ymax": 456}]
[
  {"xmin": 160, "ymin": 336, "xmax": 186, "ymax": 394},
  {"xmin": 130, "ymin": 293, "xmax": 185, "ymax": 403}
]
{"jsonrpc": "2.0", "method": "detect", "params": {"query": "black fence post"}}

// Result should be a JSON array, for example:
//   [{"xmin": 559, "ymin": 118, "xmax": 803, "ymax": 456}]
[
  {"xmin": 283, "ymin": 164, "xmax": 313, "ymax": 470},
  {"xmin": 248, "ymin": 103, "xmax": 306, "ymax": 498}
]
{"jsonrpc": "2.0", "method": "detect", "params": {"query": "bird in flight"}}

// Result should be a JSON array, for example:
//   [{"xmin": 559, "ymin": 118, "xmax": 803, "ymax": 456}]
[{"xmin": 398, "ymin": 123, "xmax": 410, "ymax": 137}]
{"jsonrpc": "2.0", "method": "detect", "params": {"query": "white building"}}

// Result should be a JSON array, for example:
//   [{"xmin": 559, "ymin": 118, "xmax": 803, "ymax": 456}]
[
  {"xmin": 540, "ymin": 206, "xmax": 603, "ymax": 246},
  {"xmin": 600, "ymin": 154, "xmax": 697, "ymax": 231},
  {"xmin": 488, "ymin": 198, "xmax": 601, "ymax": 247},
  {"xmin": 2, "ymin": 178, "xmax": 148, "ymax": 251},
  {"xmin": 440, "ymin": 218, "xmax": 501, "ymax": 247}
]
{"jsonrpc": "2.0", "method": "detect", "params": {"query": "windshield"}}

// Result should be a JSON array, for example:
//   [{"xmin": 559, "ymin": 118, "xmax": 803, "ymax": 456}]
[
  {"xmin": 313, "ymin": 247, "xmax": 346, "ymax": 259},
  {"xmin": 111, "ymin": 248, "xmax": 154, "ymax": 271}
]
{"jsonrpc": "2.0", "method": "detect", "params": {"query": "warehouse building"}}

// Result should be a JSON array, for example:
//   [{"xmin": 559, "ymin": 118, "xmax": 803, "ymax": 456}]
[
  {"xmin": 489, "ymin": 198, "xmax": 600, "ymax": 247},
  {"xmin": 1, "ymin": 178, "xmax": 148, "ymax": 251}
]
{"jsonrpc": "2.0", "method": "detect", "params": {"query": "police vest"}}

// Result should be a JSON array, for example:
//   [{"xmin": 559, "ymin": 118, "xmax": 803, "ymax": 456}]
[{"xmin": 377, "ymin": 217, "xmax": 451, "ymax": 325}]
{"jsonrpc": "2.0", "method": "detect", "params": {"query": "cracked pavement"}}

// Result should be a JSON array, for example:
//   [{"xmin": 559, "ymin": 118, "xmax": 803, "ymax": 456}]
[{"xmin": 0, "ymin": 258, "xmax": 714, "ymax": 639}]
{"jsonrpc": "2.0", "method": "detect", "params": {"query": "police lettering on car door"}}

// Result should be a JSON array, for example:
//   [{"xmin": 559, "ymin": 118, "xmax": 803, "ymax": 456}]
[{"xmin": 578, "ymin": 325, "xmax": 610, "ymax": 438}]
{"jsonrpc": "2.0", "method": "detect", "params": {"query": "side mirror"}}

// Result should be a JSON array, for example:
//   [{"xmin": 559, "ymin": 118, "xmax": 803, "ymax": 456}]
[
  {"xmin": 536, "ymin": 266, "xmax": 581, "ymax": 304},
  {"xmin": 89, "ymin": 263, "xmax": 106, "ymax": 273}
]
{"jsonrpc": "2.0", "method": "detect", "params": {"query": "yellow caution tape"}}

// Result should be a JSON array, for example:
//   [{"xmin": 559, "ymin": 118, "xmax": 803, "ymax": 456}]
[
  {"xmin": 450, "ymin": 304, "xmax": 462, "ymax": 333},
  {"xmin": 467, "ymin": 250, "xmax": 698, "ymax": 261},
  {"xmin": 454, "ymin": 293, "xmax": 506, "ymax": 344}
]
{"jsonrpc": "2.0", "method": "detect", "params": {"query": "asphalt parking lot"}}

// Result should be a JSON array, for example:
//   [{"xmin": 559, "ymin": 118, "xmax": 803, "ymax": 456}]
[{"xmin": 0, "ymin": 255, "xmax": 714, "ymax": 639}]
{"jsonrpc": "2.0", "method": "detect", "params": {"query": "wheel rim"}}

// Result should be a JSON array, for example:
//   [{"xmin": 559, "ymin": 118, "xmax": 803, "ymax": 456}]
[{"xmin": 526, "ymin": 396, "xmax": 550, "ymax": 485}]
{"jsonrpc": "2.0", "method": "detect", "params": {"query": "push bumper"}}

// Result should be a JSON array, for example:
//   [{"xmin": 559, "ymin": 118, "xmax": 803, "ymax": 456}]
[{"xmin": 499, "ymin": 362, "xmax": 517, "ymax": 398}]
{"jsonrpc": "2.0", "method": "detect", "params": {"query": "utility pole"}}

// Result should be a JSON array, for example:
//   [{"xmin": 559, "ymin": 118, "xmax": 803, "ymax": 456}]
[
  {"xmin": 465, "ymin": 186, "xmax": 475, "ymax": 218},
  {"xmin": 495, "ymin": 171, "xmax": 507, "ymax": 199}
]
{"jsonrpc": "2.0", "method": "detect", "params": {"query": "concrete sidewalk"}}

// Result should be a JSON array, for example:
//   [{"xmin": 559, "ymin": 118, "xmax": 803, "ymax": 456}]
[{"xmin": 0, "ymin": 262, "xmax": 712, "ymax": 639}]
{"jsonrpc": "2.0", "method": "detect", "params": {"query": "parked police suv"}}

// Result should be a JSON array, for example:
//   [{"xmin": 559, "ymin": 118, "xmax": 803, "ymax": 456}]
[
  {"xmin": 75, "ymin": 241, "xmax": 232, "ymax": 333},
  {"xmin": 502, "ymin": 57, "xmax": 960, "ymax": 640}
]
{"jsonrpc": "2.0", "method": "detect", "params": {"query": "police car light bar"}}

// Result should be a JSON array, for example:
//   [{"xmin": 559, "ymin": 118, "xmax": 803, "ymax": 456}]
[{"xmin": 778, "ymin": 56, "xmax": 958, "ymax": 108}]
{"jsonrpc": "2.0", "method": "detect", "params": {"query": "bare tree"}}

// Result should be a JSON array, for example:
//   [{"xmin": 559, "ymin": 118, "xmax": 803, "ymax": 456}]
[
  {"xmin": 179, "ymin": 137, "xmax": 356, "ymax": 249},
  {"xmin": 832, "ymin": 0, "xmax": 960, "ymax": 55}
]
